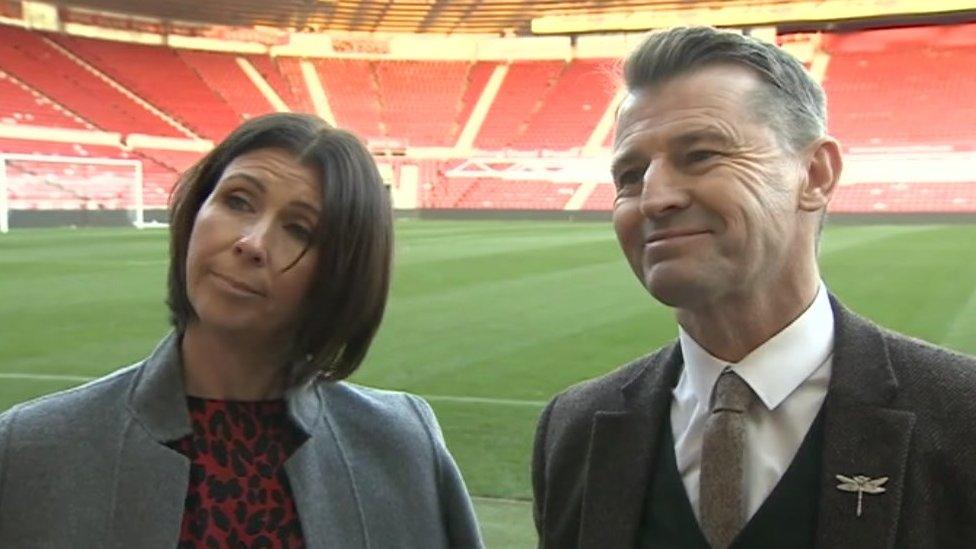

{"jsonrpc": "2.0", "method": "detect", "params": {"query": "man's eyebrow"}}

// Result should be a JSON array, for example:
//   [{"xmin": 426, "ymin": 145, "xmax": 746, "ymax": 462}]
[
  {"xmin": 667, "ymin": 128, "xmax": 735, "ymax": 149},
  {"xmin": 610, "ymin": 150, "xmax": 644, "ymax": 177}
]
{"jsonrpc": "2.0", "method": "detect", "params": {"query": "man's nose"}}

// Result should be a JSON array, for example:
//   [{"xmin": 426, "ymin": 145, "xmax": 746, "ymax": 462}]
[{"xmin": 639, "ymin": 162, "xmax": 691, "ymax": 219}]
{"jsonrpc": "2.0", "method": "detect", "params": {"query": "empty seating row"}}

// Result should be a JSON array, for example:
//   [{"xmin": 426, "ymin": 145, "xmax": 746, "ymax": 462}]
[{"xmin": 422, "ymin": 177, "xmax": 579, "ymax": 209}]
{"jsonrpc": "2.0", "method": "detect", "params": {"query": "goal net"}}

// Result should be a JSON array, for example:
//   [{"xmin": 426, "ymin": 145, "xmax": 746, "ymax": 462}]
[{"xmin": 0, "ymin": 153, "xmax": 144, "ymax": 233}]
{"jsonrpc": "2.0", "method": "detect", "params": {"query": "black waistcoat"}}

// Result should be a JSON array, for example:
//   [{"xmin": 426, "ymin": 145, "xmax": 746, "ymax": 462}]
[{"xmin": 638, "ymin": 405, "xmax": 826, "ymax": 548}]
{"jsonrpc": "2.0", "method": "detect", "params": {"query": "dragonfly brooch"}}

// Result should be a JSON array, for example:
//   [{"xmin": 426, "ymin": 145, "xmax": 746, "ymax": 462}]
[{"xmin": 835, "ymin": 474, "xmax": 888, "ymax": 517}]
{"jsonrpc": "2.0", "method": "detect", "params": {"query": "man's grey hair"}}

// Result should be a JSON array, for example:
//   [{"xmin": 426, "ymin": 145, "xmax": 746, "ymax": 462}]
[{"xmin": 623, "ymin": 26, "xmax": 827, "ymax": 152}]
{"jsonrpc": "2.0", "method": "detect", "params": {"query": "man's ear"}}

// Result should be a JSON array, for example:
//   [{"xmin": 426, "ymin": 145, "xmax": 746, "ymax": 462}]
[{"xmin": 798, "ymin": 137, "xmax": 843, "ymax": 212}]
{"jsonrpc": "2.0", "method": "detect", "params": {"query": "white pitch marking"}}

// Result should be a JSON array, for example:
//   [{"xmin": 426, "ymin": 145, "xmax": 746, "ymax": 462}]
[
  {"xmin": 0, "ymin": 372, "xmax": 93, "ymax": 382},
  {"xmin": 421, "ymin": 394, "xmax": 546, "ymax": 407},
  {"xmin": 0, "ymin": 373, "xmax": 549, "ymax": 407},
  {"xmin": 471, "ymin": 495, "xmax": 532, "ymax": 505}
]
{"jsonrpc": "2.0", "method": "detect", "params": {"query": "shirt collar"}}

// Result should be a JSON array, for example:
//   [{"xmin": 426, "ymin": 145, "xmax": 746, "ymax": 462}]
[{"xmin": 678, "ymin": 282, "xmax": 834, "ymax": 411}]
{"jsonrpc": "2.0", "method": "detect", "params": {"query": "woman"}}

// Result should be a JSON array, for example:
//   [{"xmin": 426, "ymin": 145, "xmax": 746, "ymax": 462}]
[{"xmin": 0, "ymin": 113, "xmax": 483, "ymax": 548}]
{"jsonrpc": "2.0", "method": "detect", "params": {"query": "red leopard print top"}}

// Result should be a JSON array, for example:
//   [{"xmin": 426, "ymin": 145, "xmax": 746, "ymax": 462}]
[{"xmin": 167, "ymin": 397, "xmax": 308, "ymax": 548}]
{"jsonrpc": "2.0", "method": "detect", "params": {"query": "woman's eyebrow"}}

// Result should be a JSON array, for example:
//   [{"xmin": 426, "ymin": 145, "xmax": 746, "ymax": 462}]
[
  {"xmin": 291, "ymin": 200, "xmax": 320, "ymax": 217},
  {"xmin": 224, "ymin": 173, "xmax": 267, "ymax": 193}
]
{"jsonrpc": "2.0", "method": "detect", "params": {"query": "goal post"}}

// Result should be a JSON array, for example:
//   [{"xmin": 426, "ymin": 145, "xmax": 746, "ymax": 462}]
[{"xmin": 0, "ymin": 153, "xmax": 144, "ymax": 233}]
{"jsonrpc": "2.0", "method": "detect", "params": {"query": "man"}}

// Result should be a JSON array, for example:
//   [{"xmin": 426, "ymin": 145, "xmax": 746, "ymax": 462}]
[{"xmin": 532, "ymin": 26, "xmax": 976, "ymax": 549}]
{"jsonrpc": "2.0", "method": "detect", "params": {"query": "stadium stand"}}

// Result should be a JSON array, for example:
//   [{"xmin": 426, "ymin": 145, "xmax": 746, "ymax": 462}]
[
  {"xmin": 0, "ymin": 71, "xmax": 88, "ymax": 129},
  {"xmin": 579, "ymin": 182, "xmax": 617, "ymax": 211},
  {"xmin": 2, "ymin": 20, "xmax": 975, "ymax": 216},
  {"xmin": 511, "ymin": 59, "xmax": 618, "ymax": 151},
  {"xmin": 420, "ymin": 177, "xmax": 479, "ymax": 209},
  {"xmin": 823, "ymin": 24, "xmax": 976, "ymax": 149},
  {"xmin": 455, "ymin": 179, "xmax": 579, "ymax": 209},
  {"xmin": 0, "ymin": 26, "xmax": 180, "ymax": 136},
  {"xmin": 244, "ymin": 55, "xmax": 315, "ymax": 114},
  {"xmin": 423, "ymin": 177, "xmax": 579, "ymax": 210},
  {"xmin": 474, "ymin": 60, "xmax": 567, "ymax": 150},
  {"xmin": 376, "ymin": 60, "xmax": 487, "ymax": 147},
  {"xmin": 49, "ymin": 34, "xmax": 241, "ymax": 140},
  {"xmin": 455, "ymin": 62, "xmax": 497, "ymax": 144},
  {"xmin": 830, "ymin": 182, "xmax": 976, "ymax": 213},
  {"xmin": 314, "ymin": 58, "xmax": 384, "ymax": 141},
  {"xmin": 177, "ymin": 50, "xmax": 274, "ymax": 122}
]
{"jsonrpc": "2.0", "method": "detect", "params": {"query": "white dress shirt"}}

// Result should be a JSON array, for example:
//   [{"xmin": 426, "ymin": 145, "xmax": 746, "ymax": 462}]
[{"xmin": 670, "ymin": 283, "xmax": 834, "ymax": 524}]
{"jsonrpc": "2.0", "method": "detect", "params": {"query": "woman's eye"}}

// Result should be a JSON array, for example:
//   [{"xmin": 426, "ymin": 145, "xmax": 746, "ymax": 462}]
[
  {"xmin": 286, "ymin": 224, "xmax": 313, "ymax": 243},
  {"xmin": 225, "ymin": 194, "xmax": 252, "ymax": 212}
]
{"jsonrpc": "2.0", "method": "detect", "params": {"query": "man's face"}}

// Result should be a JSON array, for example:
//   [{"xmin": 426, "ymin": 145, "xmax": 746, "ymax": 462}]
[{"xmin": 611, "ymin": 64, "xmax": 811, "ymax": 309}]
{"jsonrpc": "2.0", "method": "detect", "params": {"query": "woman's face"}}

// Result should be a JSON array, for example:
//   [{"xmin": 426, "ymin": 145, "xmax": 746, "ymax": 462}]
[{"xmin": 185, "ymin": 148, "xmax": 322, "ymax": 339}]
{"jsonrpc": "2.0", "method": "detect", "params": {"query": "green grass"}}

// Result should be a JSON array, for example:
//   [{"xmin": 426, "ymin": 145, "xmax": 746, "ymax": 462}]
[{"xmin": 2, "ymin": 221, "xmax": 976, "ymax": 547}]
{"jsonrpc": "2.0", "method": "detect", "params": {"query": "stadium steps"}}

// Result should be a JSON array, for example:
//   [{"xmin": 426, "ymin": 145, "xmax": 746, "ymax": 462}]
[
  {"xmin": 177, "ymin": 50, "xmax": 276, "ymax": 122},
  {"xmin": 584, "ymin": 86, "xmax": 627, "ymax": 155},
  {"xmin": 450, "ymin": 62, "xmax": 496, "ymax": 150},
  {"xmin": 580, "ymin": 183, "xmax": 615, "ymax": 211},
  {"xmin": 454, "ymin": 63, "xmax": 507, "ymax": 153},
  {"xmin": 0, "ymin": 69, "xmax": 93, "ymax": 130},
  {"xmin": 0, "ymin": 26, "xmax": 182, "ymax": 138},
  {"xmin": 51, "ymin": 35, "xmax": 242, "ymax": 140},
  {"xmin": 376, "ymin": 61, "xmax": 475, "ymax": 147},
  {"xmin": 270, "ymin": 56, "xmax": 318, "ymax": 115},
  {"xmin": 512, "ymin": 59, "xmax": 616, "ymax": 151},
  {"xmin": 314, "ymin": 58, "xmax": 384, "ymax": 141},
  {"xmin": 372, "ymin": 61, "xmax": 391, "ymax": 140},
  {"xmin": 297, "ymin": 59, "xmax": 337, "ymax": 126},
  {"xmin": 508, "ymin": 61, "xmax": 570, "ymax": 149},
  {"xmin": 564, "ymin": 181, "xmax": 599, "ymax": 210},
  {"xmin": 42, "ymin": 35, "xmax": 197, "ymax": 139},
  {"xmin": 453, "ymin": 178, "xmax": 480, "ymax": 207},
  {"xmin": 473, "ymin": 61, "xmax": 566, "ymax": 150},
  {"xmin": 235, "ymin": 57, "xmax": 289, "ymax": 113}
]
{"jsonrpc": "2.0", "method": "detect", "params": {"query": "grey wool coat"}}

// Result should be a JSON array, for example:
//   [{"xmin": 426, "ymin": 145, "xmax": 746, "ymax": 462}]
[
  {"xmin": 533, "ymin": 296, "xmax": 976, "ymax": 548},
  {"xmin": 0, "ymin": 334, "xmax": 484, "ymax": 548}
]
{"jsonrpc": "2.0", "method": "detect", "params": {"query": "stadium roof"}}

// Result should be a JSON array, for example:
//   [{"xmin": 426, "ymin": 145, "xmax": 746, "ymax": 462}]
[
  {"xmin": 49, "ymin": 0, "xmax": 976, "ymax": 35},
  {"xmin": 47, "ymin": 0, "xmax": 808, "ymax": 35}
]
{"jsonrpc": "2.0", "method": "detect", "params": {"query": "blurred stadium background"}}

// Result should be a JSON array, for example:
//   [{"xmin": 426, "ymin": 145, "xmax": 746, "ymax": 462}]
[{"xmin": 1, "ymin": 0, "xmax": 975, "ymax": 546}]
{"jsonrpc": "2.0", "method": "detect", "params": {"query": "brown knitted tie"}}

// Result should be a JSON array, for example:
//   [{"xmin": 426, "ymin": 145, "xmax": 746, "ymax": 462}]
[{"xmin": 700, "ymin": 368, "xmax": 755, "ymax": 549}]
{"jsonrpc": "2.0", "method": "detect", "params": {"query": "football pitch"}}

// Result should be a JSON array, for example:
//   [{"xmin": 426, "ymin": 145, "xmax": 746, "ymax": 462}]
[{"xmin": 2, "ymin": 220, "xmax": 976, "ymax": 547}]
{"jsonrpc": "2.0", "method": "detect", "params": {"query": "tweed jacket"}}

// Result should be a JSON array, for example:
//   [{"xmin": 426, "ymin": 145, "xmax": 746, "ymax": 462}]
[
  {"xmin": 0, "ymin": 333, "xmax": 484, "ymax": 548},
  {"xmin": 533, "ymin": 296, "xmax": 976, "ymax": 548}
]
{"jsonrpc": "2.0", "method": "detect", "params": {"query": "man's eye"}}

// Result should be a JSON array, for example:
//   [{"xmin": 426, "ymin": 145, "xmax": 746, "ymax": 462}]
[
  {"xmin": 687, "ymin": 150, "xmax": 719, "ymax": 163},
  {"xmin": 615, "ymin": 169, "xmax": 643, "ymax": 188}
]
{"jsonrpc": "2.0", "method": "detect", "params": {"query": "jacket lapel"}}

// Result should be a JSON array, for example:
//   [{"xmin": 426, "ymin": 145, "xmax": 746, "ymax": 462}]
[
  {"xmin": 579, "ymin": 344, "xmax": 684, "ymax": 549},
  {"xmin": 284, "ymin": 382, "xmax": 369, "ymax": 548},
  {"xmin": 109, "ymin": 420, "xmax": 191, "ymax": 547},
  {"xmin": 816, "ymin": 298, "xmax": 915, "ymax": 549},
  {"xmin": 112, "ymin": 333, "xmax": 192, "ymax": 547}
]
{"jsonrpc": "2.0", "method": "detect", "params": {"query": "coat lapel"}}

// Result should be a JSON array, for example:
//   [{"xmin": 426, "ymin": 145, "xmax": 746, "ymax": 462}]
[
  {"xmin": 109, "ymin": 420, "xmax": 191, "ymax": 547},
  {"xmin": 284, "ymin": 382, "xmax": 369, "ymax": 548},
  {"xmin": 816, "ymin": 298, "xmax": 915, "ymax": 549},
  {"xmin": 112, "ymin": 333, "xmax": 192, "ymax": 547},
  {"xmin": 579, "ymin": 344, "xmax": 684, "ymax": 549},
  {"xmin": 115, "ymin": 334, "xmax": 371, "ymax": 548}
]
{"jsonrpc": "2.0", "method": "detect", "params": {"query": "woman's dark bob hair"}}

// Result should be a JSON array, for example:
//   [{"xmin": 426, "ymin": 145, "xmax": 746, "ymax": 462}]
[{"xmin": 167, "ymin": 113, "xmax": 393, "ymax": 385}]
